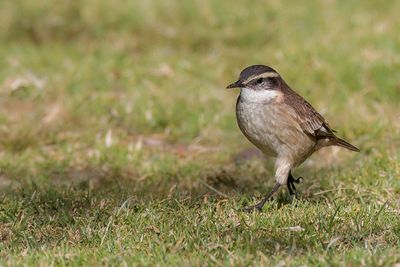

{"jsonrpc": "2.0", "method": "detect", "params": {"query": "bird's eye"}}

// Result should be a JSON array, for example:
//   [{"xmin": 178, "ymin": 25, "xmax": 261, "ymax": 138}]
[{"xmin": 256, "ymin": 78, "xmax": 263, "ymax": 84}]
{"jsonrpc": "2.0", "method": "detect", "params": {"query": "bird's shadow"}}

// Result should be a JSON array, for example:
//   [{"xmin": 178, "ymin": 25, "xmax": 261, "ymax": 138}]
[
  {"xmin": 0, "ymin": 149, "xmax": 359, "ymax": 254},
  {"xmin": 0, "ymin": 150, "xmax": 340, "ymax": 210}
]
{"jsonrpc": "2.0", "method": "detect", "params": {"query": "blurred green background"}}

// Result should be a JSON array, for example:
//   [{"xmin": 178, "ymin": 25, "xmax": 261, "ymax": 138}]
[{"xmin": 0, "ymin": 1, "xmax": 399, "ymax": 266}]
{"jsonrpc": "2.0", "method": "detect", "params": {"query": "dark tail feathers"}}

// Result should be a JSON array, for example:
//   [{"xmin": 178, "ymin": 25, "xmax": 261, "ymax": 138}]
[{"xmin": 333, "ymin": 137, "xmax": 360, "ymax": 152}]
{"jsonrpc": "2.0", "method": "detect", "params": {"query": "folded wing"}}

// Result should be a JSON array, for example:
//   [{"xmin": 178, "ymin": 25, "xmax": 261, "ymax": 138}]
[{"xmin": 281, "ymin": 81, "xmax": 359, "ymax": 152}]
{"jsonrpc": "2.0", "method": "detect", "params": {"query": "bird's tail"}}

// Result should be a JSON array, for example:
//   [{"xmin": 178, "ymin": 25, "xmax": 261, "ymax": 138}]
[{"xmin": 332, "ymin": 137, "xmax": 360, "ymax": 152}]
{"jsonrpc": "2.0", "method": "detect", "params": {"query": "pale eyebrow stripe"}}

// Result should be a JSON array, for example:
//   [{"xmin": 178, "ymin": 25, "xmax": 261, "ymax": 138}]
[{"xmin": 243, "ymin": 72, "xmax": 279, "ymax": 84}]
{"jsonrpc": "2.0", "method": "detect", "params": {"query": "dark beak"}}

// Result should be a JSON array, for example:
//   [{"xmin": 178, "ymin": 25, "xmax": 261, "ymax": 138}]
[{"xmin": 226, "ymin": 80, "xmax": 244, "ymax": 89}]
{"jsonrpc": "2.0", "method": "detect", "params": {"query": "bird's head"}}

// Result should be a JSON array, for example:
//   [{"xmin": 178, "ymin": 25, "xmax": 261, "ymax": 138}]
[
  {"xmin": 227, "ymin": 65, "xmax": 281, "ymax": 91},
  {"xmin": 227, "ymin": 65, "xmax": 283, "ymax": 102}
]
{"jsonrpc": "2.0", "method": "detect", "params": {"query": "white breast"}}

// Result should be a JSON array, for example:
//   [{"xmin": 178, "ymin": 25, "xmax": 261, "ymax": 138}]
[
  {"xmin": 236, "ymin": 91, "xmax": 315, "ymax": 163},
  {"xmin": 236, "ymin": 99, "xmax": 281, "ymax": 157}
]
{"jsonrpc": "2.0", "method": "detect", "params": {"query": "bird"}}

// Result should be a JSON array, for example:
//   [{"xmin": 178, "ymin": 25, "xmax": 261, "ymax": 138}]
[{"xmin": 227, "ymin": 65, "xmax": 359, "ymax": 212}]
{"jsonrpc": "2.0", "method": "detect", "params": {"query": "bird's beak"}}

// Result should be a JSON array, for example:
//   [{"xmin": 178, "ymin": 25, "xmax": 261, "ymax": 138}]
[{"xmin": 226, "ymin": 80, "xmax": 244, "ymax": 89}]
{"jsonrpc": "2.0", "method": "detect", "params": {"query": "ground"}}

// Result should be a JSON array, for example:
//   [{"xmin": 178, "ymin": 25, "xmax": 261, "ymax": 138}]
[{"xmin": 0, "ymin": 0, "xmax": 399, "ymax": 266}]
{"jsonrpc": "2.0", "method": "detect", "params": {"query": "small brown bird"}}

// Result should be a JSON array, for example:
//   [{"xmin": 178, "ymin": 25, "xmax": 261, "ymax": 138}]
[{"xmin": 227, "ymin": 65, "xmax": 359, "ymax": 211}]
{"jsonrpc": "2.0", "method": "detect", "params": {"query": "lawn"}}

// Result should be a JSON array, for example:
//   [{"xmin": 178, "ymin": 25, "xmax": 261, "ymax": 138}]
[{"xmin": 0, "ymin": 0, "xmax": 399, "ymax": 266}]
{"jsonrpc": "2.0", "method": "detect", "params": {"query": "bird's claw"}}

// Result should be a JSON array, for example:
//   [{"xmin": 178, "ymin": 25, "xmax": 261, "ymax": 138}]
[
  {"xmin": 287, "ymin": 172, "xmax": 304, "ymax": 198},
  {"xmin": 293, "ymin": 176, "xmax": 304, "ymax": 184},
  {"xmin": 242, "ymin": 203, "xmax": 264, "ymax": 213}
]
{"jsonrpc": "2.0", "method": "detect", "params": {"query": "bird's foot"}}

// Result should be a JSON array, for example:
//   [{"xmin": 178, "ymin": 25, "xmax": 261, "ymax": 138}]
[
  {"xmin": 289, "ymin": 191, "xmax": 301, "ymax": 203},
  {"xmin": 292, "ymin": 176, "xmax": 304, "ymax": 184},
  {"xmin": 287, "ymin": 172, "xmax": 304, "ymax": 199},
  {"xmin": 242, "ymin": 183, "xmax": 281, "ymax": 213},
  {"xmin": 242, "ymin": 203, "xmax": 264, "ymax": 213}
]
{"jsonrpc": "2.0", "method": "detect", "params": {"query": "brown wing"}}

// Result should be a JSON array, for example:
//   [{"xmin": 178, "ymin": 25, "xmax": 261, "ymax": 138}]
[{"xmin": 281, "ymin": 81, "xmax": 336, "ymax": 139}]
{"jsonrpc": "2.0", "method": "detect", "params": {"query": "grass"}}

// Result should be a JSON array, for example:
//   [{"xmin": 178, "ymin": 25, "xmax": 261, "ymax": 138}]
[{"xmin": 0, "ymin": 0, "xmax": 399, "ymax": 266}]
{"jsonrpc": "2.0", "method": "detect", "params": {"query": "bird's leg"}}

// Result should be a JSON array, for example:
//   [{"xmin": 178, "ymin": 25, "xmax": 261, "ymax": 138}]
[
  {"xmin": 287, "ymin": 171, "xmax": 303, "ymax": 200},
  {"xmin": 243, "ymin": 182, "xmax": 281, "ymax": 212}
]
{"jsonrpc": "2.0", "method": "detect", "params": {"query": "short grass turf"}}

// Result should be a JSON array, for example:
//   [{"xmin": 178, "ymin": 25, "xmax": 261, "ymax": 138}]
[{"xmin": 0, "ymin": 0, "xmax": 399, "ymax": 266}]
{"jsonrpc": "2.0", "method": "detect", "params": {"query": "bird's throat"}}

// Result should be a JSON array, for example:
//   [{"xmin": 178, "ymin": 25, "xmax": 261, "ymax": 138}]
[{"xmin": 240, "ymin": 88, "xmax": 281, "ymax": 103}]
